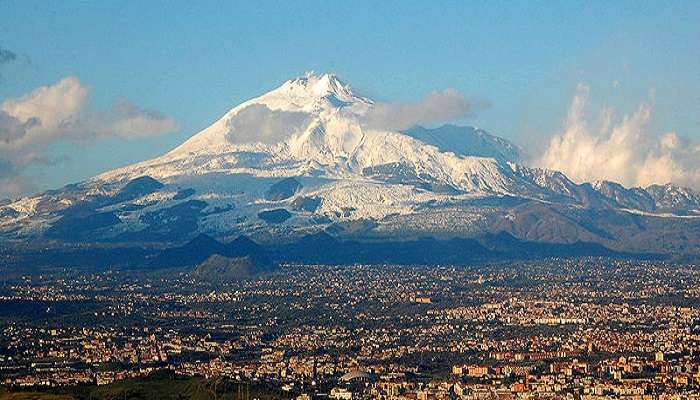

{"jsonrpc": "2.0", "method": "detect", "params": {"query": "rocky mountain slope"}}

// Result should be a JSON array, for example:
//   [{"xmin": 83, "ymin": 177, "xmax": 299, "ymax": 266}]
[{"xmin": 1, "ymin": 73, "xmax": 698, "ymax": 255}]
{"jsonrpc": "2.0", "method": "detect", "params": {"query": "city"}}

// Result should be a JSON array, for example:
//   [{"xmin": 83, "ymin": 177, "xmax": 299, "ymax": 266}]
[
  {"xmin": 1, "ymin": 258, "xmax": 699, "ymax": 399},
  {"xmin": 2, "ymin": 1, "xmax": 700, "ymax": 399}
]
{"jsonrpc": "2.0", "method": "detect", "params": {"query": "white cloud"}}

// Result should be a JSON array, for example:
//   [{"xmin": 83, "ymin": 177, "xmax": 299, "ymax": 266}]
[
  {"xmin": 363, "ymin": 89, "xmax": 487, "ymax": 131},
  {"xmin": 225, "ymin": 103, "xmax": 311, "ymax": 145},
  {"xmin": 1, "ymin": 76, "xmax": 178, "ymax": 144},
  {"xmin": 0, "ymin": 76, "xmax": 178, "ymax": 197},
  {"xmin": 536, "ymin": 84, "xmax": 700, "ymax": 190},
  {"xmin": 1, "ymin": 77, "xmax": 88, "ymax": 147}
]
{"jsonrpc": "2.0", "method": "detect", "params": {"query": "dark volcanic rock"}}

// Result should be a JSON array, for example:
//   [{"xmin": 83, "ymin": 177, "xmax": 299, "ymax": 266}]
[
  {"xmin": 151, "ymin": 233, "xmax": 227, "ymax": 267},
  {"xmin": 258, "ymin": 208, "xmax": 292, "ymax": 224},
  {"xmin": 265, "ymin": 177, "xmax": 302, "ymax": 201},
  {"xmin": 111, "ymin": 176, "xmax": 164, "ymax": 204},
  {"xmin": 194, "ymin": 253, "xmax": 277, "ymax": 281},
  {"xmin": 46, "ymin": 211, "xmax": 122, "ymax": 241},
  {"xmin": 152, "ymin": 234, "xmax": 272, "ymax": 269},
  {"xmin": 291, "ymin": 196, "xmax": 322, "ymax": 212},
  {"xmin": 224, "ymin": 235, "xmax": 263, "ymax": 257},
  {"xmin": 44, "ymin": 176, "xmax": 165, "ymax": 241},
  {"xmin": 118, "ymin": 200, "xmax": 208, "ymax": 241},
  {"xmin": 173, "ymin": 188, "xmax": 196, "ymax": 200}
]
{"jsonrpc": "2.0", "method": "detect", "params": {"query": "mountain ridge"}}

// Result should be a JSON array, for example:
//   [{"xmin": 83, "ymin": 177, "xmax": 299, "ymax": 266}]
[{"xmin": 1, "ymin": 73, "xmax": 699, "ymax": 255}]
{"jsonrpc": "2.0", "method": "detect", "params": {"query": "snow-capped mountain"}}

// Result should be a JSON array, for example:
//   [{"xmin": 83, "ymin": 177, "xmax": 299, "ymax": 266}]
[
  {"xmin": 96, "ymin": 73, "xmax": 523, "ymax": 195},
  {"xmin": 402, "ymin": 125, "xmax": 522, "ymax": 163},
  {"xmin": 1, "ymin": 73, "xmax": 699, "ymax": 253}
]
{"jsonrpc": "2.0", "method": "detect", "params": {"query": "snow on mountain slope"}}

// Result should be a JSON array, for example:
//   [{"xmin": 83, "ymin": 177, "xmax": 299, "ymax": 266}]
[
  {"xmin": 1, "ymin": 72, "xmax": 699, "ymax": 244},
  {"xmin": 403, "ymin": 125, "xmax": 522, "ymax": 162},
  {"xmin": 168, "ymin": 73, "xmax": 373, "ymax": 157},
  {"xmin": 95, "ymin": 73, "xmax": 531, "ymax": 196},
  {"xmin": 645, "ymin": 184, "xmax": 700, "ymax": 214}
]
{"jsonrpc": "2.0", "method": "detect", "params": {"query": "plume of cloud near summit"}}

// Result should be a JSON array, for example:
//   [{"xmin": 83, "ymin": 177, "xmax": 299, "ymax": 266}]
[
  {"xmin": 225, "ymin": 104, "xmax": 311, "ymax": 145},
  {"xmin": 363, "ymin": 89, "xmax": 489, "ymax": 131},
  {"xmin": 537, "ymin": 85, "xmax": 700, "ymax": 190}
]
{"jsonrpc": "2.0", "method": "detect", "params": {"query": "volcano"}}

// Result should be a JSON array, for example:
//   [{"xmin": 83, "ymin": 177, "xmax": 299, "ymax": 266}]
[{"xmin": 2, "ymin": 73, "xmax": 699, "ymax": 255}]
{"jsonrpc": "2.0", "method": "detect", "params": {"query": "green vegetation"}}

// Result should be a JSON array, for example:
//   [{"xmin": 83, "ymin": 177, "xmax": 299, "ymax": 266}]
[{"xmin": 2, "ymin": 371, "xmax": 292, "ymax": 400}]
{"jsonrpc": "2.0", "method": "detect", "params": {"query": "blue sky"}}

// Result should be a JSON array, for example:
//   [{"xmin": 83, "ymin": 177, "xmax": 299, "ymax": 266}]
[{"xmin": 1, "ymin": 1, "xmax": 699, "ymax": 194}]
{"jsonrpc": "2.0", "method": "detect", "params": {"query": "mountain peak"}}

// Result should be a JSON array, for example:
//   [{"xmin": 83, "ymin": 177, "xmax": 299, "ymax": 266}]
[
  {"xmin": 283, "ymin": 72, "xmax": 351, "ymax": 97},
  {"xmin": 274, "ymin": 72, "xmax": 365, "ymax": 107}
]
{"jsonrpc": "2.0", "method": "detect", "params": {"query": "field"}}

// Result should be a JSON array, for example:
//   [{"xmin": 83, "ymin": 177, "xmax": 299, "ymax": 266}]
[{"xmin": 0, "ymin": 371, "xmax": 291, "ymax": 400}]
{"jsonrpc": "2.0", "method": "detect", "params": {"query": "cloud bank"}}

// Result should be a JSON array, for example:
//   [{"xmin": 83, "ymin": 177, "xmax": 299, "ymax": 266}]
[
  {"xmin": 0, "ymin": 76, "xmax": 178, "ymax": 197},
  {"xmin": 225, "ymin": 89, "xmax": 485, "ymax": 145},
  {"xmin": 225, "ymin": 104, "xmax": 311, "ymax": 145},
  {"xmin": 363, "ymin": 89, "xmax": 487, "ymax": 131},
  {"xmin": 537, "ymin": 84, "xmax": 700, "ymax": 190}
]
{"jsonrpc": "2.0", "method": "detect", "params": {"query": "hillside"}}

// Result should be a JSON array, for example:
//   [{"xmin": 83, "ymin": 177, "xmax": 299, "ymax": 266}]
[{"xmin": 0, "ymin": 73, "xmax": 698, "ymax": 256}]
